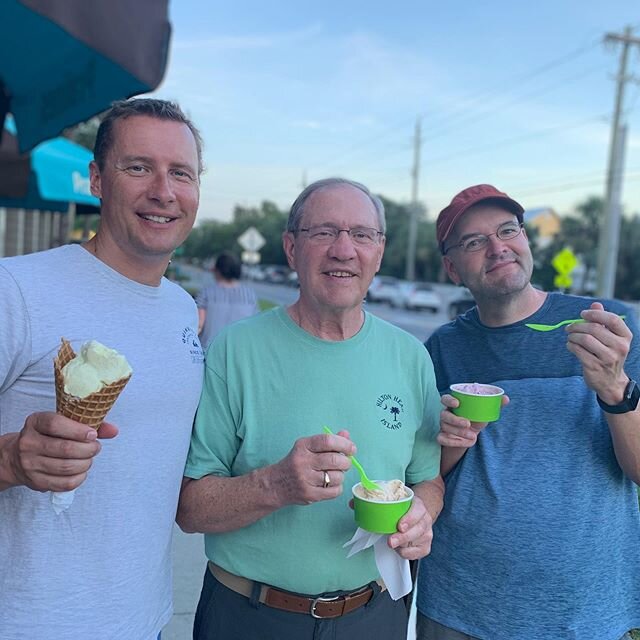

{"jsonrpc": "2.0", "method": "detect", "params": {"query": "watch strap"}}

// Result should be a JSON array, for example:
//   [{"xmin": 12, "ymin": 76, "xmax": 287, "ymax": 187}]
[{"xmin": 597, "ymin": 378, "xmax": 640, "ymax": 414}]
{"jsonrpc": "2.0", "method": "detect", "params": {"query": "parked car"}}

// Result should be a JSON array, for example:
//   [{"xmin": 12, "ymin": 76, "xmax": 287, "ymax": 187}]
[
  {"xmin": 242, "ymin": 264, "xmax": 266, "ymax": 281},
  {"xmin": 448, "ymin": 288, "xmax": 476, "ymax": 319},
  {"xmin": 389, "ymin": 281, "xmax": 441, "ymax": 312},
  {"xmin": 286, "ymin": 271, "xmax": 299, "ymax": 287},
  {"xmin": 366, "ymin": 275, "xmax": 400, "ymax": 304},
  {"xmin": 263, "ymin": 265, "xmax": 290, "ymax": 284}
]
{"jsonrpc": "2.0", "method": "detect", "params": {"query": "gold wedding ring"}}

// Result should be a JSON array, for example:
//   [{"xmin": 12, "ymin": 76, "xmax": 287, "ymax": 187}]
[{"xmin": 323, "ymin": 471, "xmax": 331, "ymax": 488}]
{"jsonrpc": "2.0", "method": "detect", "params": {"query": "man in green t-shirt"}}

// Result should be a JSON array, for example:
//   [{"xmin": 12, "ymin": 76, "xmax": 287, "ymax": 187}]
[{"xmin": 178, "ymin": 177, "xmax": 444, "ymax": 640}]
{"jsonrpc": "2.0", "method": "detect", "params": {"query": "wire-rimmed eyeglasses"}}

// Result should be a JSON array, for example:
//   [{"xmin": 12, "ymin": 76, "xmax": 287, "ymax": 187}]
[
  {"xmin": 296, "ymin": 225, "xmax": 384, "ymax": 246},
  {"xmin": 443, "ymin": 221, "xmax": 524, "ymax": 255}
]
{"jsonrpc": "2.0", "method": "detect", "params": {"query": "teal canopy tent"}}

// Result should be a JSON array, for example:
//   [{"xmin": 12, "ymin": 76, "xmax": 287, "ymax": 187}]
[
  {"xmin": 0, "ymin": 0, "xmax": 170, "ymax": 152},
  {"xmin": 0, "ymin": 117, "xmax": 99, "ymax": 211}
]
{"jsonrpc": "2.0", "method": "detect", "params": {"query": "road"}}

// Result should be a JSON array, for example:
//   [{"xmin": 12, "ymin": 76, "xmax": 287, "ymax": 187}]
[
  {"xmin": 162, "ymin": 265, "xmax": 456, "ymax": 639},
  {"xmin": 175, "ymin": 262, "xmax": 463, "ymax": 342},
  {"xmin": 250, "ymin": 280, "xmax": 459, "ymax": 342}
]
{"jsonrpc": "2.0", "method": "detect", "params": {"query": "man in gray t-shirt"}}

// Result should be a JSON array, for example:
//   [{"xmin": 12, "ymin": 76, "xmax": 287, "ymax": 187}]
[{"xmin": 0, "ymin": 99, "xmax": 205, "ymax": 640}]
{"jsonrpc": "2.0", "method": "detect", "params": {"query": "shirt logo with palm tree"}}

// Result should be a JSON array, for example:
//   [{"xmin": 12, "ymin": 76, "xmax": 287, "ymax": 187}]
[{"xmin": 376, "ymin": 393, "xmax": 405, "ymax": 430}]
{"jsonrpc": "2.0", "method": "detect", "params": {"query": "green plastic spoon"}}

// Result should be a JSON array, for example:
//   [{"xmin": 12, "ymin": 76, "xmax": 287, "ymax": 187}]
[
  {"xmin": 525, "ymin": 314, "xmax": 626, "ymax": 332},
  {"xmin": 322, "ymin": 426, "xmax": 382, "ymax": 492}
]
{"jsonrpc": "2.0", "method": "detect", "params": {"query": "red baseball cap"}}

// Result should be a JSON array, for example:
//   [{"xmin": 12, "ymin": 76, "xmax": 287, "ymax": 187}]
[{"xmin": 436, "ymin": 184, "xmax": 524, "ymax": 253}]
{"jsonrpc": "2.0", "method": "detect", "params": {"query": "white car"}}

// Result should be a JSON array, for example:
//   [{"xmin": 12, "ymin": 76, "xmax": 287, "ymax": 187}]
[
  {"xmin": 367, "ymin": 275, "xmax": 400, "ymax": 304},
  {"xmin": 389, "ymin": 282, "xmax": 441, "ymax": 312},
  {"xmin": 448, "ymin": 287, "xmax": 476, "ymax": 319}
]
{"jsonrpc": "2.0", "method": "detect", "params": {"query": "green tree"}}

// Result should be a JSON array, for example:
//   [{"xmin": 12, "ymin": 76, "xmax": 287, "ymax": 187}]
[
  {"xmin": 183, "ymin": 200, "xmax": 288, "ymax": 265},
  {"xmin": 377, "ymin": 197, "xmax": 440, "ymax": 281},
  {"xmin": 616, "ymin": 213, "xmax": 640, "ymax": 299},
  {"xmin": 64, "ymin": 115, "xmax": 102, "ymax": 152},
  {"xmin": 533, "ymin": 197, "xmax": 602, "ymax": 294},
  {"xmin": 182, "ymin": 193, "xmax": 445, "ymax": 280}
]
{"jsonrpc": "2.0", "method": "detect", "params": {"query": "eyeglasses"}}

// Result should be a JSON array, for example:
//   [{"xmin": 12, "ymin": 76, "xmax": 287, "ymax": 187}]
[
  {"xmin": 443, "ymin": 222, "xmax": 524, "ymax": 255},
  {"xmin": 296, "ymin": 225, "xmax": 384, "ymax": 246}
]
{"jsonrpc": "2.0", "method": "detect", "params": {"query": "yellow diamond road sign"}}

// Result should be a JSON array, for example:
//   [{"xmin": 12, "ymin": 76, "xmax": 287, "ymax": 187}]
[
  {"xmin": 551, "ymin": 248, "xmax": 578, "ymax": 276},
  {"xmin": 554, "ymin": 274, "xmax": 573, "ymax": 289}
]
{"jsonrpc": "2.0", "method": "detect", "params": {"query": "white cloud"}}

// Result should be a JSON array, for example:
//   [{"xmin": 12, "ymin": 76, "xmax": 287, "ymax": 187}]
[{"xmin": 173, "ymin": 24, "xmax": 323, "ymax": 51}]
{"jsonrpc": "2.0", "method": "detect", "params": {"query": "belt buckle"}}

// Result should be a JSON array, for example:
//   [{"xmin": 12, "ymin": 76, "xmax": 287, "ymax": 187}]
[{"xmin": 310, "ymin": 594, "xmax": 341, "ymax": 619}]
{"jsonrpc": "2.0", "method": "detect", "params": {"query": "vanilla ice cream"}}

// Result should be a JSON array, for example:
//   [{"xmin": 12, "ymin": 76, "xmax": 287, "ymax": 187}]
[
  {"xmin": 355, "ymin": 479, "xmax": 410, "ymax": 502},
  {"xmin": 62, "ymin": 340, "xmax": 132, "ymax": 398}
]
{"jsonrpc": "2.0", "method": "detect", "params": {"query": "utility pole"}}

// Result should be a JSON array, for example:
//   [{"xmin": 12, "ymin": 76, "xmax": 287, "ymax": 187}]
[
  {"xmin": 596, "ymin": 26, "xmax": 640, "ymax": 298},
  {"xmin": 405, "ymin": 117, "xmax": 421, "ymax": 281}
]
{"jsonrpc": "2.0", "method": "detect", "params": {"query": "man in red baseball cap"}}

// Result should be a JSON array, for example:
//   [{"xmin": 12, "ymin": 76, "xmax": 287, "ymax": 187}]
[
  {"xmin": 435, "ymin": 184, "xmax": 524, "ymax": 254},
  {"xmin": 413, "ymin": 185, "xmax": 640, "ymax": 640}
]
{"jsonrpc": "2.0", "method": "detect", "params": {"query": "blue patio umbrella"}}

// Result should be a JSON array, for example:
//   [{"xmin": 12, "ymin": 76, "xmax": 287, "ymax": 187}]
[
  {"xmin": 0, "ymin": 0, "xmax": 170, "ymax": 153},
  {"xmin": 0, "ymin": 117, "xmax": 99, "ymax": 212}
]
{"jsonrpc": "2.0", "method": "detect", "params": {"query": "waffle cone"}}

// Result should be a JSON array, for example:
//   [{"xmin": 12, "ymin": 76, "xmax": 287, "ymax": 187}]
[{"xmin": 54, "ymin": 338, "xmax": 131, "ymax": 429}]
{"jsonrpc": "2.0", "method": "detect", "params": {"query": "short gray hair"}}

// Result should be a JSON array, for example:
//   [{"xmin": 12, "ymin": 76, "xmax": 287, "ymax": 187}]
[{"xmin": 286, "ymin": 178, "xmax": 386, "ymax": 234}]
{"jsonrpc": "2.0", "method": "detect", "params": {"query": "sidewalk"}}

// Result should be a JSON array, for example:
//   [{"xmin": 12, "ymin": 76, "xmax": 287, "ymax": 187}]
[
  {"xmin": 162, "ymin": 526, "xmax": 204, "ymax": 640},
  {"xmin": 163, "ymin": 526, "xmax": 417, "ymax": 639}
]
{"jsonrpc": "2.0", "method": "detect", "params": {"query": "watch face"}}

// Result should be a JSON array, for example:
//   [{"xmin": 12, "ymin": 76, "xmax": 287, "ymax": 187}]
[
  {"xmin": 597, "ymin": 379, "xmax": 639, "ymax": 414},
  {"xmin": 627, "ymin": 379, "xmax": 640, "ymax": 410}
]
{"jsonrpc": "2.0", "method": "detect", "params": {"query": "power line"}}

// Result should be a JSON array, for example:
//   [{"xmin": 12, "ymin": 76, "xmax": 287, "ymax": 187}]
[
  {"xmin": 319, "ymin": 58, "xmax": 608, "ymax": 175},
  {"xmin": 310, "ymin": 118, "xmax": 415, "ymax": 171},
  {"xmin": 421, "ymin": 39, "xmax": 602, "ymax": 134},
  {"xmin": 310, "ymin": 34, "xmax": 603, "ymax": 172},
  {"xmin": 331, "ymin": 71, "xmax": 608, "ymax": 174},
  {"xmin": 513, "ymin": 171, "xmax": 640, "ymax": 204},
  {"xmin": 425, "ymin": 115, "xmax": 605, "ymax": 165},
  {"xmin": 422, "ymin": 66, "xmax": 605, "ymax": 143},
  {"xmin": 358, "ymin": 114, "xmax": 606, "ymax": 178}
]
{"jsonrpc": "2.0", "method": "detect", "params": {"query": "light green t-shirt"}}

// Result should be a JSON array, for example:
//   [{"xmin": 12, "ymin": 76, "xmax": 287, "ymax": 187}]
[{"xmin": 185, "ymin": 306, "xmax": 441, "ymax": 594}]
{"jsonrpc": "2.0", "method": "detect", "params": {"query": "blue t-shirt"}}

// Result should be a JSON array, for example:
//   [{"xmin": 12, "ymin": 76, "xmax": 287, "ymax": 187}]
[{"xmin": 417, "ymin": 292, "xmax": 640, "ymax": 640}]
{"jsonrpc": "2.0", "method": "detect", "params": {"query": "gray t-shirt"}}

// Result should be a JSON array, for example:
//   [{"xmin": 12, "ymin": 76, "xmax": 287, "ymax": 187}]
[
  {"xmin": 0, "ymin": 245, "xmax": 204, "ymax": 640},
  {"xmin": 196, "ymin": 280, "xmax": 258, "ymax": 349}
]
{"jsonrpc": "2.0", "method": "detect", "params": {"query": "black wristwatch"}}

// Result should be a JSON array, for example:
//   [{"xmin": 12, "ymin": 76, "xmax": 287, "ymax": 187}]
[{"xmin": 597, "ymin": 378, "xmax": 640, "ymax": 414}]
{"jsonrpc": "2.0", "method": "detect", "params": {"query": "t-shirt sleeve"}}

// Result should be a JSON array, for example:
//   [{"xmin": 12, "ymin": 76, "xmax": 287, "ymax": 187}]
[
  {"xmin": 405, "ymin": 349, "xmax": 441, "ymax": 485},
  {"xmin": 195, "ymin": 286, "xmax": 209, "ymax": 310},
  {"xmin": 183, "ymin": 338, "xmax": 239, "ymax": 479},
  {"xmin": 250, "ymin": 291, "xmax": 259, "ymax": 315},
  {"xmin": 622, "ymin": 303, "xmax": 640, "ymax": 380},
  {"xmin": 0, "ymin": 265, "xmax": 31, "ymax": 395}
]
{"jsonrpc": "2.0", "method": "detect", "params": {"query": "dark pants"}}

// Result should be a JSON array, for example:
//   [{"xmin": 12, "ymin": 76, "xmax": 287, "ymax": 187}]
[
  {"xmin": 193, "ymin": 567, "xmax": 408, "ymax": 640},
  {"xmin": 416, "ymin": 613, "xmax": 634, "ymax": 640}
]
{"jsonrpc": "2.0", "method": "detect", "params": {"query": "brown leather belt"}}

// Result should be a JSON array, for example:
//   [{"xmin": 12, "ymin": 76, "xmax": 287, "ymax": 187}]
[{"xmin": 208, "ymin": 561, "xmax": 384, "ymax": 619}]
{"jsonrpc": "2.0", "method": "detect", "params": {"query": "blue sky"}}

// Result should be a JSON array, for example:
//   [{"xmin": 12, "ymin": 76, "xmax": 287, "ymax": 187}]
[{"xmin": 150, "ymin": 1, "xmax": 640, "ymax": 224}]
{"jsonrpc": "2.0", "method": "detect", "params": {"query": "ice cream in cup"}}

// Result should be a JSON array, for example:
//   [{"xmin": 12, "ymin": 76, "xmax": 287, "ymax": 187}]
[
  {"xmin": 352, "ymin": 480, "xmax": 414, "ymax": 534},
  {"xmin": 450, "ymin": 382, "xmax": 504, "ymax": 422}
]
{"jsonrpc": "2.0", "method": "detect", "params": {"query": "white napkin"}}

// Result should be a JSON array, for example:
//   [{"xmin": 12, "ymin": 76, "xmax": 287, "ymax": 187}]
[
  {"xmin": 50, "ymin": 489, "xmax": 76, "ymax": 514},
  {"xmin": 343, "ymin": 528, "xmax": 412, "ymax": 600}
]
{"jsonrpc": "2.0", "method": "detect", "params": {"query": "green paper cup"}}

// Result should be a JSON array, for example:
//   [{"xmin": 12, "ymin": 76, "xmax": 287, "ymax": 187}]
[
  {"xmin": 450, "ymin": 383, "xmax": 504, "ymax": 422},
  {"xmin": 351, "ymin": 481, "xmax": 413, "ymax": 534}
]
